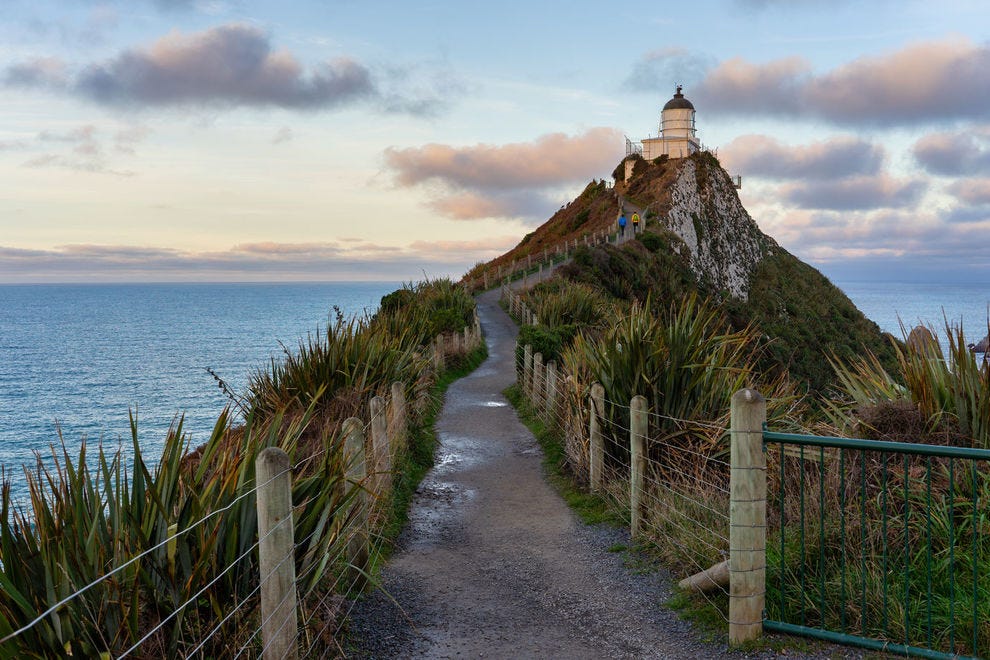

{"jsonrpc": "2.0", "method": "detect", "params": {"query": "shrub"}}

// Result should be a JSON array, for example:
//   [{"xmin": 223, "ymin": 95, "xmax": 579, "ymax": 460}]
[{"xmin": 637, "ymin": 231, "xmax": 662, "ymax": 252}]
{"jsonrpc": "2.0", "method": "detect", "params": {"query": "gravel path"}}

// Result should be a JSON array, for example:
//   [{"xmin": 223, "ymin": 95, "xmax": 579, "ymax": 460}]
[{"xmin": 346, "ymin": 289, "xmax": 853, "ymax": 659}]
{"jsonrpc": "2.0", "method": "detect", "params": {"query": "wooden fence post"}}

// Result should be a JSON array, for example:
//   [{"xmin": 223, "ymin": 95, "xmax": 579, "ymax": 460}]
[
  {"xmin": 729, "ymin": 389, "xmax": 767, "ymax": 646},
  {"xmin": 523, "ymin": 344, "xmax": 533, "ymax": 394},
  {"xmin": 342, "ymin": 417, "xmax": 369, "ymax": 592},
  {"xmin": 256, "ymin": 447, "xmax": 298, "ymax": 660},
  {"xmin": 545, "ymin": 360, "xmax": 557, "ymax": 423},
  {"xmin": 388, "ymin": 381, "xmax": 406, "ymax": 452},
  {"xmin": 630, "ymin": 395, "xmax": 648, "ymax": 537},
  {"xmin": 370, "ymin": 396, "xmax": 389, "ymax": 494},
  {"xmin": 433, "ymin": 335, "xmax": 444, "ymax": 372},
  {"xmin": 532, "ymin": 353, "xmax": 544, "ymax": 409},
  {"xmin": 589, "ymin": 383, "xmax": 605, "ymax": 492}
]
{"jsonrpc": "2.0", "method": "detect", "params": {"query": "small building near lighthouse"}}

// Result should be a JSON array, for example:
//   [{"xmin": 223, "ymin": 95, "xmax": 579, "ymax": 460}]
[{"xmin": 641, "ymin": 85, "xmax": 701, "ymax": 160}]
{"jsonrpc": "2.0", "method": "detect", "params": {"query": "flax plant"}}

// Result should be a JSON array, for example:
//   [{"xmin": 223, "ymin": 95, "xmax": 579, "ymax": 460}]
[
  {"xmin": 0, "ymin": 391, "xmax": 381, "ymax": 658},
  {"xmin": 561, "ymin": 294, "xmax": 757, "ymax": 472},
  {"xmin": 828, "ymin": 319, "xmax": 990, "ymax": 448}
]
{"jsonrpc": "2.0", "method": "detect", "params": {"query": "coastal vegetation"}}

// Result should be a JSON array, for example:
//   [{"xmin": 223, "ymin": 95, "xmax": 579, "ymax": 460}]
[
  {"xmin": 0, "ymin": 278, "xmax": 482, "ymax": 657},
  {"xmin": 490, "ymin": 153, "xmax": 989, "ymax": 655}
]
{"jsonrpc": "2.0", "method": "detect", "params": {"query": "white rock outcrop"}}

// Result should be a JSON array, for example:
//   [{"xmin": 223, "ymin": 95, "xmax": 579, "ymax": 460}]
[{"xmin": 660, "ymin": 159, "xmax": 777, "ymax": 301}]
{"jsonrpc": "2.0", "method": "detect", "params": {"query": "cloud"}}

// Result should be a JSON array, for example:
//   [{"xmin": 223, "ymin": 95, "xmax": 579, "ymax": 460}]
[
  {"xmin": 272, "ymin": 126, "xmax": 293, "ymax": 144},
  {"xmin": 386, "ymin": 128, "xmax": 623, "ymax": 191},
  {"xmin": 384, "ymin": 128, "xmax": 623, "ymax": 220},
  {"xmin": 692, "ymin": 37, "xmax": 990, "ymax": 125},
  {"xmin": 3, "ymin": 23, "xmax": 456, "ymax": 116},
  {"xmin": 425, "ymin": 191, "xmax": 558, "ymax": 220},
  {"xmin": 948, "ymin": 178, "xmax": 990, "ymax": 205},
  {"xmin": 719, "ymin": 135, "xmax": 885, "ymax": 180},
  {"xmin": 4, "ymin": 57, "xmax": 68, "ymax": 88},
  {"xmin": 912, "ymin": 129, "xmax": 990, "ymax": 175},
  {"xmin": 74, "ymin": 24, "xmax": 373, "ymax": 109},
  {"xmin": 0, "ymin": 239, "xmax": 507, "ymax": 283},
  {"xmin": 780, "ymin": 174, "xmax": 926, "ymax": 210},
  {"xmin": 15, "ymin": 123, "xmax": 148, "ymax": 174},
  {"xmin": 623, "ymin": 48, "xmax": 714, "ymax": 92},
  {"xmin": 693, "ymin": 56, "xmax": 808, "ymax": 115}
]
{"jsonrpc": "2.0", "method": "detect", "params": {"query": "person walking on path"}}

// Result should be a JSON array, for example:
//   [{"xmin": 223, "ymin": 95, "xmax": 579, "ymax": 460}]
[
  {"xmin": 618, "ymin": 212, "xmax": 628, "ymax": 240},
  {"xmin": 631, "ymin": 212, "xmax": 640, "ymax": 234}
]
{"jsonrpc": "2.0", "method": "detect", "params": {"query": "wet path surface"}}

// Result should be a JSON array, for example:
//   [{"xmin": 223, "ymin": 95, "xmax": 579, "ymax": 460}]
[{"xmin": 346, "ymin": 289, "xmax": 730, "ymax": 659}]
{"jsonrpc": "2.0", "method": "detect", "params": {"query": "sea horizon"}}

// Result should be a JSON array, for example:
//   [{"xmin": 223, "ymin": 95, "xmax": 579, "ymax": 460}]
[{"xmin": 1, "ymin": 278, "xmax": 988, "ymax": 503}]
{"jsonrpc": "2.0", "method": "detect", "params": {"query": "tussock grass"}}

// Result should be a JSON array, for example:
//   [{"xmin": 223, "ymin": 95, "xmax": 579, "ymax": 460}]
[{"xmin": 0, "ymin": 277, "xmax": 480, "ymax": 657}]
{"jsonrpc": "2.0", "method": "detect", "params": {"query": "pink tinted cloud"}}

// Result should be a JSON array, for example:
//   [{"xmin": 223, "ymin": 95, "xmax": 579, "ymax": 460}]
[
  {"xmin": 694, "ymin": 37, "xmax": 990, "ymax": 124},
  {"xmin": 719, "ymin": 134, "xmax": 884, "ymax": 180},
  {"xmin": 384, "ymin": 128, "xmax": 624, "ymax": 191},
  {"xmin": 427, "ymin": 192, "xmax": 514, "ymax": 220},
  {"xmin": 948, "ymin": 178, "xmax": 990, "ymax": 205},
  {"xmin": 385, "ymin": 128, "xmax": 623, "ymax": 221}
]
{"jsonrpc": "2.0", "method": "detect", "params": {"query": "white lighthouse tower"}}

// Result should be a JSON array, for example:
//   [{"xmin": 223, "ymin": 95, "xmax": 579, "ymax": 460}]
[{"xmin": 641, "ymin": 85, "xmax": 700, "ymax": 160}]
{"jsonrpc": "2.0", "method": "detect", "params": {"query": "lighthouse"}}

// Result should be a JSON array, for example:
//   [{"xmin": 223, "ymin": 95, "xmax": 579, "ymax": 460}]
[{"xmin": 641, "ymin": 85, "xmax": 701, "ymax": 160}]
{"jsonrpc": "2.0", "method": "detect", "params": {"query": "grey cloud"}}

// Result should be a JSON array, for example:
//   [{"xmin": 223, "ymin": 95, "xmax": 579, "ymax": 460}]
[
  {"xmin": 691, "ymin": 38, "xmax": 990, "ymax": 125},
  {"xmin": 781, "ymin": 175, "xmax": 926, "ymax": 210},
  {"xmin": 74, "ymin": 25, "xmax": 374, "ymax": 109},
  {"xmin": 3, "ymin": 23, "xmax": 454, "ymax": 116},
  {"xmin": 4, "ymin": 58, "xmax": 68, "ymax": 88},
  {"xmin": 945, "ymin": 205, "xmax": 990, "ymax": 224},
  {"xmin": 912, "ymin": 130, "xmax": 990, "ymax": 175},
  {"xmin": 720, "ymin": 135, "xmax": 884, "ymax": 180}
]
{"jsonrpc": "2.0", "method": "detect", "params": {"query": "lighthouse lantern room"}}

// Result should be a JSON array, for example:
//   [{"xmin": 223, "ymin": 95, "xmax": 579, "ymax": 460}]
[{"xmin": 641, "ymin": 85, "xmax": 701, "ymax": 160}]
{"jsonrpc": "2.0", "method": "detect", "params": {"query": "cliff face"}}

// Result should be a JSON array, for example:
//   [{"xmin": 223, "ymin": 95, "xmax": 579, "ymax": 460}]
[{"xmin": 660, "ymin": 156, "xmax": 777, "ymax": 301}]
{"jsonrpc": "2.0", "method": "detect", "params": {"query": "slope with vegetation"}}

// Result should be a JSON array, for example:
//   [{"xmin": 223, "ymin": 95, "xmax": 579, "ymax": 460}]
[
  {"xmin": 0, "ymin": 278, "xmax": 483, "ymax": 657},
  {"xmin": 485, "ymin": 152, "xmax": 989, "ymax": 655}
]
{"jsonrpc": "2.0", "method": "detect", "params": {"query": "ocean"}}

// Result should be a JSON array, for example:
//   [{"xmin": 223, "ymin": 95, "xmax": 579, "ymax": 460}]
[
  {"xmin": 0, "ymin": 279, "xmax": 987, "ymax": 503},
  {"xmin": 0, "ymin": 282, "xmax": 399, "ymax": 503}
]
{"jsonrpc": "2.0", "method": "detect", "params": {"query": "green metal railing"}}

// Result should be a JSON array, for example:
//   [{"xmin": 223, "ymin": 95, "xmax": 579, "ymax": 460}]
[{"xmin": 763, "ymin": 430, "xmax": 990, "ymax": 659}]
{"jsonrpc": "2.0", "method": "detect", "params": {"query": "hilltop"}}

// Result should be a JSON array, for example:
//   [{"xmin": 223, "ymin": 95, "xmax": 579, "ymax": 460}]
[{"xmin": 466, "ymin": 151, "xmax": 898, "ymax": 392}]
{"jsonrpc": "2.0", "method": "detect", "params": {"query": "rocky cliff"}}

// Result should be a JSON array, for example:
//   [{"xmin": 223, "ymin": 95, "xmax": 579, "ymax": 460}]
[{"xmin": 466, "ymin": 151, "xmax": 897, "ymax": 391}]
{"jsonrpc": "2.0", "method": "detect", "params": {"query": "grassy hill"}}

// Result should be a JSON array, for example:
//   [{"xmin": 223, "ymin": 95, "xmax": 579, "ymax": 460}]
[{"xmin": 469, "ymin": 151, "xmax": 898, "ymax": 393}]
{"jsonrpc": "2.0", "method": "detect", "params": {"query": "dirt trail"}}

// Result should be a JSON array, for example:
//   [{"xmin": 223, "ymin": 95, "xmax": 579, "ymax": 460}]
[
  {"xmin": 347, "ymin": 288, "xmax": 733, "ymax": 658},
  {"xmin": 343, "ymin": 290, "xmax": 865, "ymax": 659}
]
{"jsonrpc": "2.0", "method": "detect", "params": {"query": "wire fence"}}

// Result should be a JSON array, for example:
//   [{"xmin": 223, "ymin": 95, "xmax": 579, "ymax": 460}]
[
  {"xmin": 465, "ymin": 227, "xmax": 620, "ymax": 294},
  {"xmin": 0, "ymin": 321, "xmax": 484, "ymax": 658},
  {"xmin": 508, "ymin": 274, "xmax": 989, "ymax": 656}
]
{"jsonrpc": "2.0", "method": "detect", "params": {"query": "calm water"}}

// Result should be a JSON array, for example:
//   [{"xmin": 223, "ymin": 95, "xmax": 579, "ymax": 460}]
[
  {"xmin": 1, "ymin": 279, "xmax": 988, "ymax": 503},
  {"xmin": 0, "ymin": 282, "xmax": 398, "ymax": 501},
  {"xmin": 836, "ymin": 281, "xmax": 990, "ymax": 348}
]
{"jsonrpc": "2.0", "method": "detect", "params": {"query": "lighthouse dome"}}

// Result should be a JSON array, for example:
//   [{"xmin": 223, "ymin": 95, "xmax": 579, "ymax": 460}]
[{"xmin": 663, "ymin": 85, "xmax": 694, "ymax": 111}]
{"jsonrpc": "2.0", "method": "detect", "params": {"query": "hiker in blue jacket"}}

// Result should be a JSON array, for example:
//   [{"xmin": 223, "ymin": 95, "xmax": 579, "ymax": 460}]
[{"xmin": 618, "ymin": 213, "xmax": 627, "ymax": 239}]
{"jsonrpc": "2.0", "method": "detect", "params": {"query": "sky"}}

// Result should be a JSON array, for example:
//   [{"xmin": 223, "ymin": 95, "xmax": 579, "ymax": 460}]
[{"xmin": 1, "ymin": 0, "xmax": 989, "ymax": 284}]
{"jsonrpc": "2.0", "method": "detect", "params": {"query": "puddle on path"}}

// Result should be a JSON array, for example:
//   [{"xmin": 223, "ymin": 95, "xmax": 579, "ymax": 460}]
[{"xmin": 404, "ymin": 480, "xmax": 477, "ymax": 548}]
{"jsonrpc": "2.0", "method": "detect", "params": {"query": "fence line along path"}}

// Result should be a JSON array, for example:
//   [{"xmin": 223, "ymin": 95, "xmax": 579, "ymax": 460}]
[{"xmin": 346, "ymin": 289, "xmax": 724, "ymax": 658}]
